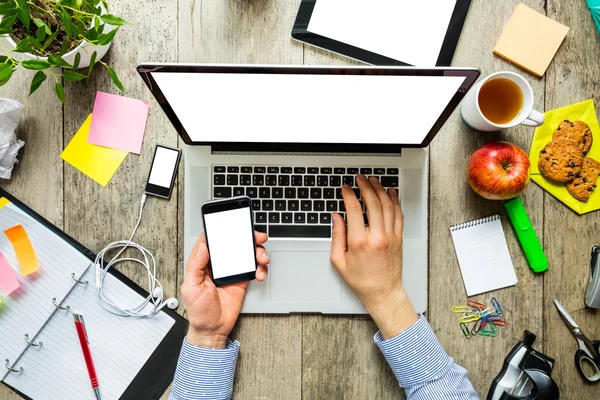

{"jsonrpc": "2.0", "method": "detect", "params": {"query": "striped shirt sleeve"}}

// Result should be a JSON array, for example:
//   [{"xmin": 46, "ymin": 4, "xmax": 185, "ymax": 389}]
[
  {"xmin": 374, "ymin": 315, "xmax": 479, "ymax": 400},
  {"xmin": 169, "ymin": 338, "xmax": 239, "ymax": 400}
]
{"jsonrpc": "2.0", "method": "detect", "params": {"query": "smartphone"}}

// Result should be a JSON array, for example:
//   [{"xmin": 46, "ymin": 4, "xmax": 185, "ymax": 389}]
[
  {"xmin": 201, "ymin": 196, "xmax": 257, "ymax": 286},
  {"xmin": 145, "ymin": 144, "xmax": 182, "ymax": 199}
]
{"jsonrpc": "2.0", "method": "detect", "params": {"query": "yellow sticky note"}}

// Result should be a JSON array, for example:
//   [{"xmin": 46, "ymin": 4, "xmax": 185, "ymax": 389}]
[
  {"xmin": 529, "ymin": 100, "xmax": 600, "ymax": 215},
  {"xmin": 494, "ymin": 3, "xmax": 569, "ymax": 77},
  {"xmin": 3, "ymin": 224, "xmax": 39, "ymax": 276},
  {"xmin": 60, "ymin": 114, "xmax": 128, "ymax": 187},
  {"xmin": 0, "ymin": 198, "xmax": 11, "ymax": 209}
]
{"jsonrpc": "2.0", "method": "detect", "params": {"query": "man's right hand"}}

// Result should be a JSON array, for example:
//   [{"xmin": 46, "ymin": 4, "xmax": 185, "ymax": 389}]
[{"xmin": 330, "ymin": 174, "xmax": 418, "ymax": 339}]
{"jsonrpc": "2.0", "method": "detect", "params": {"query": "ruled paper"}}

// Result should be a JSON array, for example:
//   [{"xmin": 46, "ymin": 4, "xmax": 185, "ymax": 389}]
[
  {"xmin": 0, "ymin": 203, "xmax": 91, "ymax": 381},
  {"xmin": 4, "ymin": 267, "xmax": 176, "ymax": 399}
]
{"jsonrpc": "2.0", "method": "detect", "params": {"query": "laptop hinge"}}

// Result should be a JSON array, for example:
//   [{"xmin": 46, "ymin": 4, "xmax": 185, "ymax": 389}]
[{"xmin": 211, "ymin": 151, "xmax": 402, "ymax": 157}]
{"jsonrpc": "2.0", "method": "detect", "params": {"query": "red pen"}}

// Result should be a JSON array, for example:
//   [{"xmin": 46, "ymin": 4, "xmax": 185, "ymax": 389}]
[{"xmin": 73, "ymin": 313, "xmax": 101, "ymax": 400}]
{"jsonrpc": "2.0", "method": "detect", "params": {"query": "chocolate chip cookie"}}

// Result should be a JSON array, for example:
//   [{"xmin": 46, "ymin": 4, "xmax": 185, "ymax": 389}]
[
  {"xmin": 552, "ymin": 120, "xmax": 593, "ymax": 154},
  {"xmin": 566, "ymin": 157, "xmax": 600, "ymax": 202},
  {"xmin": 538, "ymin": 139, "xmax": 584, "ymax": 182}
]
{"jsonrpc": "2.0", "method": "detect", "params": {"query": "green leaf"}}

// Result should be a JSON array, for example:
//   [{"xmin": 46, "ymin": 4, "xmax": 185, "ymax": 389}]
[
  {"xmin": 21, "ymin": 59, "xmax": 52, "ymax": 70},
  {"xmin": 72, "ymin": 52, "xmax": 80, "ymax": 69},
  {"xmin": 33, "ymin": 18, "xmax": 51, "ymax": 35},
  {"xmin": 75, "ymin": 19, "xmax": 86, "ymax": 35},
  {"xmin": 42, "ymin": 30, "xmax": 59, "ymax": 52},
  {"xmin": 13, "ymin": 38, "xmax": 32, "ymax": 53},
  {"xmin": 15, "ymin": 0, "xmax": 30, "ymax": 31},
  {"xmin": 96, "ymin": 28, "xmax": 117, "ymax": 46},
  {"xmin": 59, "ymin": 38, "xmax": 70, "ymax": 56},
  {"xmin": 62, "ymin": 70, "xmax": 87, "ymax": 81},
  {"xmin": 100, "ymin": 14, "xmax": 128, "ymax": 26},
  {"xmin": 0, "ymin": 15, "xmax": 16, "ymax": 32},
  {"xmin": 29, "ymin": 71, "xmax": 47, "ymax": 95},
  {"xmin": 35, "ymin": 25, "xmax": 46, "ymax": 42},
  {"xmin": 0, "ymin": 63, "xmax": 14, "ymax": 82},
  {"xmin": 0, "ymin": 55, "xmax": 9, "ymax": 63},
  {"xmin": 0, "ymin": 3, "xmax": 17, "ymax": 14},
  {"xmin": 54, "ymin": 81, "xmax": 65, "ymax": 104},
  {"xmin": 61, "ymin": 9, "xmax": 76, "ymax": 36},
  {"xmin": 106, "ymin": 65, "xmax": 124, "ymax": 92},
  {"xmin": 28, "ymin": 36, "xmax": 42, "ymax": 49},
  {"xmin": 87, "ymin": 50, "xmax": 96, "ymax": 76},
  {"xmin": 85, "ymin": 27, "xmax": 98, "ymax": 41},
  {"xmin": 48, "ymin": 54, "xmax": 72, "ymax": 68}
]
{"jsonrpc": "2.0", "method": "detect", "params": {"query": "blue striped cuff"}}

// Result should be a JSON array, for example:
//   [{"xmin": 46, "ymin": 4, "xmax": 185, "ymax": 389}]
[
  {"xmin": 169, "ymin": 337, "xmax": 240, "ymax": 400},
  {"xmin": 374, "ymin": 315, "xmax": 454, "ymax": 389}
]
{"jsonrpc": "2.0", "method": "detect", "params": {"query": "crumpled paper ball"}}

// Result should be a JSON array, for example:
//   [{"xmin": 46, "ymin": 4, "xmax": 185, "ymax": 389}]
[{"xmin": 0, "ymin": 98, "xmax": 25, "ymax": 179}]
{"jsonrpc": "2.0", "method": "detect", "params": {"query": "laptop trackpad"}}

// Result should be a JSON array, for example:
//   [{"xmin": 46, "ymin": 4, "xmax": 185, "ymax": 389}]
[{"xmin": 270, "ymin": 251, "xmax": 342, "ymax": 303}]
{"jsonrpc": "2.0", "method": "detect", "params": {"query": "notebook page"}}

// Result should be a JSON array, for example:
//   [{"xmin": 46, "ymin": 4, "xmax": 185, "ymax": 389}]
[
  {"xmin": 0, "ymin": 203, "xmax": 91, "ymax": 381},
  {"xmin": 307, "ymin": 0, "xmax": 458, "ymax": 66},
  {"xmin": 449, "ymin": 216, "xmax": 518, "ymax": 296},
  {"xmin": 4, "ymin": 266, "xmax": 176, "ymax": 400}
]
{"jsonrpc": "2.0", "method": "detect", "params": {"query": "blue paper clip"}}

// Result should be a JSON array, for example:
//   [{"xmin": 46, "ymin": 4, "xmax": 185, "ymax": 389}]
[{"xmin": 491, "ymin": 297, "xmax": 503, "ymax": 314}]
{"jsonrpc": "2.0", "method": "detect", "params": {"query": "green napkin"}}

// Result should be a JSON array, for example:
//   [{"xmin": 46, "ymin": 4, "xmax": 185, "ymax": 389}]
[{"xmin": 529, "ymin": 100, "xmax": 600, "ymax": 214}]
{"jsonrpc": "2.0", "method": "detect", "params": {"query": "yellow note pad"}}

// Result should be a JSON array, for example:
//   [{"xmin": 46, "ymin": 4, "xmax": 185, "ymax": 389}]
[
  {"xmin": 4, "ymin": 224, "xmax": 39, "ymax": 276},
  {"xmin": 60, "ymin": 114, "xmax": 128, "ymax": 187},
  {"xmin": 529, "ymin": 100, "xmax": 600, "ymax": 215},
  {"xmin": 493, "ymin": 3, "xmax": 569, "ymax": 77}
]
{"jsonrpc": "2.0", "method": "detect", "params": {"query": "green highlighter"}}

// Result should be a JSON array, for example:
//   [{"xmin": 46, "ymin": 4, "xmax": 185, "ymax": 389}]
[{"xmin": 504, "ymin": 198, "xmax": 548, "ymax": 273}]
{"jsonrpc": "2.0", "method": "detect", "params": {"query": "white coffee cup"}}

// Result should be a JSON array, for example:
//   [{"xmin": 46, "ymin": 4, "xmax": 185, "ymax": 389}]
[{"xmin": 461, "ymin": 71, "xmax": 545, "ymax": 132}]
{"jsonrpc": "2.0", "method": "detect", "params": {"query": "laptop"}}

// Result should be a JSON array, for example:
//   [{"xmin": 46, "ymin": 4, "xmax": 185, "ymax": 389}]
[{"xmin": 137, "ymin": 64, "xmax": 479, "ymax": 314}]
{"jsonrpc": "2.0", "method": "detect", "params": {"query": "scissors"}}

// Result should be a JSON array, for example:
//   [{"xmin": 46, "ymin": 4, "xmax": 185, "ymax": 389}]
[{"xmin": 554, "ymin": 299, "xmax": 600, "ymax": 382}]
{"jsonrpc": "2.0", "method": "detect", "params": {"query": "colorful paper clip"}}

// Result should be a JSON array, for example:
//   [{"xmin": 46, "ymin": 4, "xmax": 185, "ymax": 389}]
[
  {"xmin": 471, "ymin": 319, "xmax": 487, "ymax": 335},
  {"xmin": 480, "ymin": 307, "xmax": 496, "ymax": 317},
  {"xmin": 459, "ymin": 314, "xmax": 481, "ymax": 323},
  {"xmin": 478, "ymin": 330, "xmax": 497, "ymax": 337},
  {"xmin": 460, "ymin": 322, "xmax": 472, "ymax": 339},
  {"xmin": 452, "ymin": 306, "xmax": 472, "ymax": 313},
  {"xmin": 466, "ymin": 300, "xmax": 485, "ymax": 310},
  {"xmin": 489, "ymin": 319, "xmax": 507, "ymax": 327},
  {"xmin": 491, "ymin": 297, "xmax": 503, "ymax": 314}
]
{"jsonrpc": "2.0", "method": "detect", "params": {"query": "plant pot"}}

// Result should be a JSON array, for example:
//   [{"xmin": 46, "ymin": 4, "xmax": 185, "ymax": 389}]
[{"xmin": 2, "ymin": 8, "xmax": 114, "ymax": 69}]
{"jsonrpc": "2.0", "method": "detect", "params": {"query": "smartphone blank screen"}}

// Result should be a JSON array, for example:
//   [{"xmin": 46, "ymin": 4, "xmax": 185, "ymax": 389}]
[
  {"xmin": 204, "ymin": 207, "xmax": 255, "ymax": 279},
  {"xmin": 148, "ymin": 146, "xmax": 179, "ymax": 188}
]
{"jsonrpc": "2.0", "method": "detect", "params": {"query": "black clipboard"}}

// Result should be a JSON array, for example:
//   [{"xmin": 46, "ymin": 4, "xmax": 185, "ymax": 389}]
[
  {"xmin": 292, "ymin": 0, "xmax": 472, "ymax": 66},
  {"xmin": 0, "ymin": 188, "xmax": 188, "ymax": 400}
]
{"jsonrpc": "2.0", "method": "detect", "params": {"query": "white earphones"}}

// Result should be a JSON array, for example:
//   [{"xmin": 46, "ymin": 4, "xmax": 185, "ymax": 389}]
[{"xmin": 94, "ymin": 194, "xmax": 179, "ymax": 318}]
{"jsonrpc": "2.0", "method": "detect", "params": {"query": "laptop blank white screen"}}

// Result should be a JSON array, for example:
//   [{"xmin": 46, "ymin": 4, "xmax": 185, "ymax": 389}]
[{"xmin": 150, "ymin": 72, "xmax": 465, "ymax": 145}]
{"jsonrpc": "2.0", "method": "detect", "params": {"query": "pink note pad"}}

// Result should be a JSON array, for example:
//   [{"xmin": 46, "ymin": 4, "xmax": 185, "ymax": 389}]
[
  {"xmin": 0, "ymin": 252, "xmax": 19, "ymax": 296},
  {"xmin": 88, "ymin": 92, "xmax": 150, "ymax": 154}
]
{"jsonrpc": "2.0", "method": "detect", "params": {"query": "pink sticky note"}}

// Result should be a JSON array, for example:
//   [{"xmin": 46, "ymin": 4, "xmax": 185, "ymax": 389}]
[
  {"xmin": 0, "ymin": 252, "xmax": 19, "ymax": 296},
  {"xmin": 88, "ymin": 92, "xmax": 150, "ymax": 154}
]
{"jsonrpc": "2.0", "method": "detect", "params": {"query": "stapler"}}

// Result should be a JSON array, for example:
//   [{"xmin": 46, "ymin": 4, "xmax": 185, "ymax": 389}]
[
  {"xmin": 586, "ymin": 246, "xmax": 600, "ymax": 309},
  {"xmin": 487, "ymin": 331, "xmax": 559, "ymax": 400}
]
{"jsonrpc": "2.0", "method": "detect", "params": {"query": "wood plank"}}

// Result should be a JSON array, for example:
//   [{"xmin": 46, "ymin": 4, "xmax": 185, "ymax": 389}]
[
  {"xmin": 428, "ymin": 0, "xmax": 546, "ymax": 396},
  {"xmin": 178, "ymin": 0, "xmax": 305, "ymax": 398},
  {"xmin": 300, "ymin": 47, "xmax": 401, "ymax": 399},
  {"xmin": 544, "ymin": 1, "xmax": 600, "ymax": 398},
  {"xmin": 61, "ymin": 2, "xmax": 178, "ymax": 399},
  {"xmin": 0, "ymin": 48, "xmax": 63, "ymax": 400}
]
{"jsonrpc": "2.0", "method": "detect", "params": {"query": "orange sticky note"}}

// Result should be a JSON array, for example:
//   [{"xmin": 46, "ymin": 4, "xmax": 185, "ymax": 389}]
[
  {"xmin": 4, "ymin": 224, "xmax": 39, "ymax": 276},
  {"xmin": 0, "ymin": 252, "xmax": 19, "ymax": 296},
  {"xmin": 493, "ymin": 3, "xmax": 569, "ymax": 77}
]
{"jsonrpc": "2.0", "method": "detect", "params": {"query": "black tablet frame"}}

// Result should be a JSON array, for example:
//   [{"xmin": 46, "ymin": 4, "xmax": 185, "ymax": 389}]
[
  {"xmin": 291, "ymin": 0, "xmax": 473, "ymax": 67},
  {"xmin": 137, "ymin": 63, "xmax": 480, "ymax": 153},
  {"xmin": 0, "ymin": 188, "xmax": 188, "ymax": 400}
]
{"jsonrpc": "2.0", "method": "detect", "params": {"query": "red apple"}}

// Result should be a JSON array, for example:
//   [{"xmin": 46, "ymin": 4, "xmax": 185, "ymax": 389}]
[{"xmin": 467, "ymin": 141, "xmax": 531, "ymax": 200}]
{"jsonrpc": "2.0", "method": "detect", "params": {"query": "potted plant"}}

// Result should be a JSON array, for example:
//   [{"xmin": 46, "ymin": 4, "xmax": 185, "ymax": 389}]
[{"xmin": 0, "ymin": 0, "xmax": 127, "ymax": 103}]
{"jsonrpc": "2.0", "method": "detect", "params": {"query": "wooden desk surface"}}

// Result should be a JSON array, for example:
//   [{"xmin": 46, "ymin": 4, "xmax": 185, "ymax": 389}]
[{"xmin": 2, "ymin": 1, "xmax": 599, "ymax": 399}]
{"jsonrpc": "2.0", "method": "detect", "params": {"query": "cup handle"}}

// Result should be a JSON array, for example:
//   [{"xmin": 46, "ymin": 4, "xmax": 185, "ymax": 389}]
[{"xmin": 521, "ymin": 109, "xmax": 545, "ymax": 127}]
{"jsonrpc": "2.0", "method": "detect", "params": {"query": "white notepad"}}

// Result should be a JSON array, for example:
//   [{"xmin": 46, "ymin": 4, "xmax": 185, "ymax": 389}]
[{"xmin": 449, "ymin": 215, "xmax": 518, "ymax": 296}]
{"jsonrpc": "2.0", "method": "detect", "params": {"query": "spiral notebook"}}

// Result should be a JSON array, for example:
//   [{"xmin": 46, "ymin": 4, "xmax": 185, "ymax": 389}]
[
  {"xmin": 449, "ymin": 215, "xmax": 518, "ymax": 296},
  {"xmin": 0, "ymin": 190, "xmax": 187, "ymax": 400}
]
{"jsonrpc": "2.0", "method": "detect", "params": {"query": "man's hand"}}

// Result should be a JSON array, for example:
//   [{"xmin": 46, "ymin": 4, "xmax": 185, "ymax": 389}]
[
  {"xmin": 181, "ymin": 231, "xmax": 270, "ymax": 348},
  {"xmin": 330, "ymin": 175, "xmax": 418, "ymax": 339}
]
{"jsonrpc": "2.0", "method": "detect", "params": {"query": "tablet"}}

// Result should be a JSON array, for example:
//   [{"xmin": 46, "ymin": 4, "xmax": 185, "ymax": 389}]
[{"xmin": 292, "ymin": 0, "xmax": 472, "ymax": 67}]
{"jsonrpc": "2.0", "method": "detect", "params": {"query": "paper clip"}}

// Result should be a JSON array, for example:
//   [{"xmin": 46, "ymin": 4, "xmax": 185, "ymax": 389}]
[
  {"xmin": 489, "ymin": 319, "xmax": 507, "ymax": 327},
  {"xmin": 478, "ymin": 330, "xmax": 497, "ymax": 337},
  {"xmin": 459, "ymin": 314, "xmax": 481, "ymax": 323},
  {"xmin": 485, "ymin": 314, "xmax": 502, "ymax": 322},
  {"xmin": 460, "ymin": 322, "xmax": 472, "ymax": 339},
  {"xmin": 491, "ymin": 297, "xmax": 503, "ymax": 314},
  {"xmin": 471, "ymin": 319, "xmax": 486, "ymax": 335},
  {"xmin": 479, "ymin": 307, "xmax": 496, "ymax": 317},
  {"xmin": 466, "ymin": 300, "xmax": 485, "ymax": 310},
  {"xmin": 452, "ymin": 306, "xmax": 471, "ymax": 313}
]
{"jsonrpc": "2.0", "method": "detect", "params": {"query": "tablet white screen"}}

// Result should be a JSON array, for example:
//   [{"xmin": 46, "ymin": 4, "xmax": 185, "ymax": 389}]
[
  {"xmin": 151, "ymin": 71, "xmax": 465, "ymax": 145},
  {"xmin": 307, "ymin": 0, "xmax": 458, "ymax": 66}
]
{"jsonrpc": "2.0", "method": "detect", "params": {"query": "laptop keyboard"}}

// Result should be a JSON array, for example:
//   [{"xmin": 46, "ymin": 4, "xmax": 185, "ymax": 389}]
[{"xmin": 213, "ymin": 166, "xmax": 400, "ymax": 238}]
